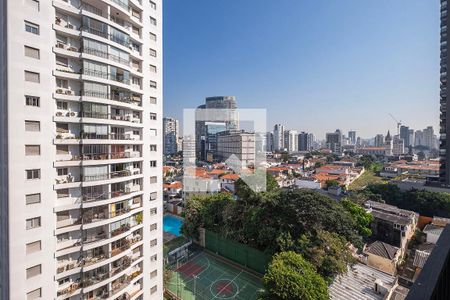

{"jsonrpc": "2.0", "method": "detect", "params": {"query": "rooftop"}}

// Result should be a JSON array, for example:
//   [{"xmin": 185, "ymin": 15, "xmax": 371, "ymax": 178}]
[
  {"xmin": 365, "ymin": 241, "xmax": 399, "ymax": 260},
  {"xmin": 329, "ymin": 263, "xmax": 396, "ymax": 300}
]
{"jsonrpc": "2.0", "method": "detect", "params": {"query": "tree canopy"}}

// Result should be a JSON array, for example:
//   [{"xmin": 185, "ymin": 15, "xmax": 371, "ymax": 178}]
[
  {"xmin": 262, "ymin": 251, "xmax": 329, "ymax": 300},
  {"xmin": 365, "ymin": 184, "xmax": 450, "ymax": 218}
]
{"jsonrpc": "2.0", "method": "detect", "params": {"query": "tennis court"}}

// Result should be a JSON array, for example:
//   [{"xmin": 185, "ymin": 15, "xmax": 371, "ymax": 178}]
[{"xmin": 166, "ymin": 251, "xmax": 264, "ymax": 300}]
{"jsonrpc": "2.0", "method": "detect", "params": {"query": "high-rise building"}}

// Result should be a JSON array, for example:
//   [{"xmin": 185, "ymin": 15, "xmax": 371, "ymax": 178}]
[
  {"xmin": 400, "ymin": 125, "xmax": 410, "ymax": 147},
  {"xmin": 273, "ymin": 124, "xmax": 285, "ymax": 151},
  {"xmin": 195, "ymin": 96, "xmax": 238, "ymax": 160},
  {"xmin": 326, "ymin": 129, "xmax": 342, "ymax": 154},
  {"xmin": 0, "ymin": 1, "xmax": 163, "ymax": 299},
  {"xmin": 424, "ymin": 126, "xmax": 435, "ymax": 149},
  {"xmin": 408, "ymin": 129, "xmax": 415, "ymax": 147},
  {"xmin": 298, "ymin": 132, "xmax": 312, "ymax": 151},
  {"xmin": 284, "ymin": 130, "xmax": 298, "ymax": 152},
  {"xmin": 415, "ymin": 130, "xmax": 424, "ymax": 147},
  {"xmin": 441, "ymin": 0, "xmax": 450, "ymax": 185},
  {"xmin": 348, "ymin": 130, "xmax": 356, "ymax": 145},
  {"xmin": 393, "ymin": 136, "xmax": 405, "ymax": 156},
  {"xmin": 266, "ymin": 132, "xmax": 274, "ymax": 152},
  {"xmin": 163, "ymin": 117, "xmax": 180, "ymax": 156},
  {"xmin": 374, "ymin": 134, "xmax": 385, "ymax": 147}
]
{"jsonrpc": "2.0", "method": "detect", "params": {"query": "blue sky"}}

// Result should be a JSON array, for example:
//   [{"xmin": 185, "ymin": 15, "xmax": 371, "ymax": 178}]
[{"xmin": 163, "ymin": 0, "xmax": 440, "ymax": 138}]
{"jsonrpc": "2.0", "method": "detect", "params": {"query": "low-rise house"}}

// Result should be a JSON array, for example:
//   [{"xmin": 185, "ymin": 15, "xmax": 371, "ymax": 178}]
[
  {"xmin": 366, "ymin": 201, "xmax": 418, "ymax": 251},
  {"xmin": 364, "ymin": 241, "xmax": 401, "ymax": 275},
  {"xmin": 220, "ymin": 173, "xmax": 240, "ymax": 194},
  {"xmin": 329, "ymin": 263, "xmax": 398, "ymax": 300},
  {"xmin": 163, "ymin": 181, "xmax": 183, "ymax": 199},
  {"xmin": 295, "ymin": 177, "xmax": 321, "ymax": 189},
  {"xmin": 423, "ymin": 224, "xmax": 444, "ymax": 244}
]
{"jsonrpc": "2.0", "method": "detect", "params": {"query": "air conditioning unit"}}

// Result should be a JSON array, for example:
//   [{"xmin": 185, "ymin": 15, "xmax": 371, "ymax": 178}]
[
  {"xmin": 66, "ymin": 24, "xmax": 74, "ymax": 29},
  {"xmin": 56, "ymin": 42, "xmax": 65, "ymax": 49},
  {"xmin": 56, "ymin": 88, "xmax": 64, "ymax": 94}
]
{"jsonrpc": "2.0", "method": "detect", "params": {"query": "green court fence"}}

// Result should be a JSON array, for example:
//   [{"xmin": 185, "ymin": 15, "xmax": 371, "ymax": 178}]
[{"xmin": 204, "ymin": 229, "xmax": 271, "ymax": 274}]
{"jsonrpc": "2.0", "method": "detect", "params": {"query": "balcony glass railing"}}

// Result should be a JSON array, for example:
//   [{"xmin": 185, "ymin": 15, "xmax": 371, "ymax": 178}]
[{"xmin": 83, "ymin": 47, "xmax": 130, "ymax": 66}]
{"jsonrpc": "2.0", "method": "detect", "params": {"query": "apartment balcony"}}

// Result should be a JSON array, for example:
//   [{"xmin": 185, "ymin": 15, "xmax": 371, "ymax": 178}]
[
  {"xmin": 82, "ymin": 46, "xmax": 130, "ymax": 67},
  {"xmin": 54, "ymin": 134, "xmax": 142, "ymax": 146},
  {"xmin": 82, "ymin": 169, "xmax": 140, "ymax": 183},
  {"xmin": 57, "ymin": 279, "xmax": 82, "ymax": 298},
  {"xmin": 81, "ymin": 90, "xmax": 142, "ymax": 108}
]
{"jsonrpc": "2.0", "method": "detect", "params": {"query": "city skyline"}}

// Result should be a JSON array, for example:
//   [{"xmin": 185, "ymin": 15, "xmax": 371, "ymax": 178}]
[{"xmin": 163, "ymin": 0, "xmax": 439, "ymax": 137}]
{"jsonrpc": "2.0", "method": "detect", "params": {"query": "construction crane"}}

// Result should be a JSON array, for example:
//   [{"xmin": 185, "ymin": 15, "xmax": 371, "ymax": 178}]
[{"xmin": 388, "ymin": 113, "xmax": 402, "ymax": 135}]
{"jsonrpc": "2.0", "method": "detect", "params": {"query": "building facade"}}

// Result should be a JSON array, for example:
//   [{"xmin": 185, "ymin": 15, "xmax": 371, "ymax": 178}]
[
  {"xmin": 195, "ymin": 96, "xmax": 238, "ymax": 161},
  {"xmin": 348, "ymin": 130, "xmax": 356, "ymax": 145},
  {"xmin": 216, "ymin": 131, "xmax": 256, "ymax": 167},
  {"xmin": 298, "ymin": 131, "xmax": 313, "ymax": 151},
  {"xmin": 273, "ymin": 124, "xmax": 285, "ymax": 152},
  {"xmin": 326, "ymin": 129, "xmax": 342, "ymax": 154},
  {"xmin": 0, "ymin": 0, "xmax": 163, "ymax": 299},
  {"xmin": 283, "ymin": 130, "xmax": 298, "ymax": 153},
  {"xmin": 163, "ymin": 117, "xmax": 180, "ymax": 156}
]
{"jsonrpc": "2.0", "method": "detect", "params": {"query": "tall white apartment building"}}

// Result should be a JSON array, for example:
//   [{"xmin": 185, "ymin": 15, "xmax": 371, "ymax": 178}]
[
  {"xmin": 273, "ymin": 124, "xmax": 284, "ymax": 152},
  {"xmin": 163, "ymin": 117, "xmax": 180, "ymax": 156},
  {"xmin": 0, "ymin": 0, "xmax": 163, "ymax": 299},
  {"xmin": 283, "ymin": 130, "xmax": 298, "ymax": 153}
]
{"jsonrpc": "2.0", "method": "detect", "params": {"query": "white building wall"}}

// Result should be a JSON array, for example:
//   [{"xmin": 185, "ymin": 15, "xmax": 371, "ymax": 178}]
[{"xmin": 3, "ymin": 0, "xmax": 163, "ymax": 299}]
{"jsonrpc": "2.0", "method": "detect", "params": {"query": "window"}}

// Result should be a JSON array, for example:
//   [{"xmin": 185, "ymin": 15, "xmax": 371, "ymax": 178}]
[
  {"xmin": 57, "ymin": 168, "xmax": 68, "ymax": 176},
  {"xmin": 150, "ymin": 80, "xmax": 157, "ymax": 88},
  {"xmin": 150, "ymin": 17, "xmax": 157, "ymax": 26},
  {"xmin": 26, "ymin": 264, "xmax": 41, "ymax": 279},
  {"xmin": 150, "ymin": 176, "xmax": 157, "ymax": 184},
  {"xmin": 150, "ymin": 113, "xmax": 157, "ymax": 120},
  {"xmin": 149, "ymin": 48, "xmax": 157, "ymax": 57},
  {"xmin": 150, "ymin": 128, "xmax": 157, "ymax": 136},
  {"xmin": 150, "ymin": 144, "xmax": 157, "ymax": 151},
  {"xmin": 150, "ymin": 1, "xmax": 156, "ymax": 10},
  {"xmin": 25, "ymin": 193, "xmax": 41, "ymax": 205},
  {"xmin": 150, "ymin": 254, "xmax": 157, "ymax": 262},
  {"xmin": 25, "ymin": 145, "xmax": 40, "ymax": 156},
  {"xmin": 26, "ymin": 217, "xmax": 41, "ymax": 230},
  {"xmin": 150, "ymin": 160, "xmax": 157, "ymax": 167},
  {"xmin": 149, "ymin": 97, "xmax": 157, "ymax": 104},
  {"xmin": 25, "ymin": 95, "xmax": 40, "ymax": 107},
  {"xmin": 27, "ymin": 288, "xmax": 41, "ymax": 300},
  {"xmin": 150, "ymin": 239, "xmax": 157, "ymax": 247},
  {"xmin": 150, "ymin": 269, "xmax": 157, "ymax": 278},
  {"xmin": 26, "ymin": 0, "xmax": 40, "ymax": 11},
  {"xmin": 25, "ymin": 71, "xmax": 40, "ymax": 83},
  {"xmin": 151, "ymin": 285, "xmax": 157, "ymax": 294},
  {"xmin": 149, "ymin": 64, "xmax": 157, "ymax": 73},
  {"xmin": 25, "ymin": 120, "xmax": 40, "ymax": 131},
  {"xmin": 57, "ymin": 101, "xmax": 68, "ymax": 110},
  {"xmin": 26, "ymin": 169, "xmax": 40, "ymax": 180},
  {"xmin": 56, "ymin": 145, "xmax": 69, "ymax": 155},
  {"xmin": 150, "ymin": 207, "xmax": 157, "ymax": 215},
  {"xmin": 56, "ymin": 78, "xmax": 68, "ymax": 88},
  {"xmin": 133, "ymin": 130, "xmax": 140, "ymax": 136},
  {"xmin": 26, "ymin": 241, "xmax": 41, "ymax": 255},
  {"xmin": 24, "ymin": 46, "xmax": 40, "ymax": 59},
  {"xmin": 150, "ymin": 223, "xmax": 157, "ymax": 231},
  {"xmin": 25, "ymin": 21, "xmax": 39, "ymax": 34},
  {"xmin": 150, "ymin": 192, "xmax": 157, "ymax": 201},
  {"xmin": 150, "ymin": 33, "xmax": 157, "ymax": 41}
]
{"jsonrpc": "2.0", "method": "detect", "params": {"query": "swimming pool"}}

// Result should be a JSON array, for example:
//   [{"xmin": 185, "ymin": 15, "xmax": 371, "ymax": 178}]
[{"xmin": 163, "ymin": 215, "xmax": 183, "ymax": 236}]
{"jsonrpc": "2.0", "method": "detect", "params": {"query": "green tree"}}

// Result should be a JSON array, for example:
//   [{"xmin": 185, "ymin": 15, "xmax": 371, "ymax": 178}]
[
  {"xmin": 326, "ymin": 180, "xmax": 339, "ymax": 188},
  {"xmin": 341, "ymin": 199, "xmax": 373, "ymax": 237},
  {"xmin": 262, "ymin": 251, "xmax": 329, "ymax": 300}
]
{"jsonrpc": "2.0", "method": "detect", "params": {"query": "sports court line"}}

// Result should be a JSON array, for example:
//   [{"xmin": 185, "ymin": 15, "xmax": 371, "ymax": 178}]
[{"xmin": 211, "ymin": 270, "xmax": 243, "ymax": 299}]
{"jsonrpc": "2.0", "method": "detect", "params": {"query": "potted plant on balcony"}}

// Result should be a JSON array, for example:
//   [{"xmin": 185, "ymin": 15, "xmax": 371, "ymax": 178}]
[{"xmin": 135, "ymin": 212, "xmax": 143, "ymax": 225}]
